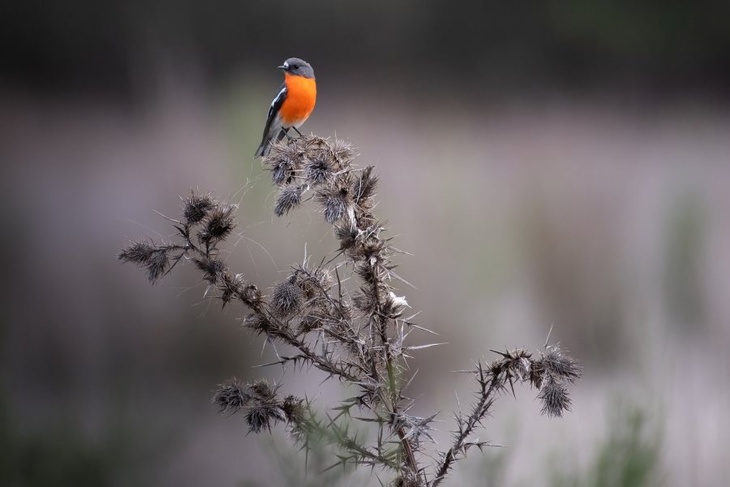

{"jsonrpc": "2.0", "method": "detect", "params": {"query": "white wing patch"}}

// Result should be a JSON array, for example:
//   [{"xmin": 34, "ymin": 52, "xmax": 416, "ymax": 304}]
[
  {"xmin": 271, "ymin": 85, "xmax": 286, "ymax": 110},
  {"xmin": 265, "ymin": 85, "xmax": 287, "ymax": 136}
]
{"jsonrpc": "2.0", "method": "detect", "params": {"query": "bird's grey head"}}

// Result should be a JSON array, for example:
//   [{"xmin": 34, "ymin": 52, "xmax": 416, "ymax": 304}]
[{"xmin": 278, "ymin": 58, "xmax": 315, "ymax": 79}]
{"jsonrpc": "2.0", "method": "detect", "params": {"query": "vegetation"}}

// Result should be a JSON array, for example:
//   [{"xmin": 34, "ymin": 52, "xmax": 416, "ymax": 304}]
[{"xmin": 120, "ymin": 135, "xmax": 580, "ymax": 485}]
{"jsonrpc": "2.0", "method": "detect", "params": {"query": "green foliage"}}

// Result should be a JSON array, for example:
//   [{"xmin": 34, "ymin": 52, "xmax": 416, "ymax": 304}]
[
  {"xmin": 4, "ymin": 1, "xmax": 730, "ymax": 93},
  {"xmin": 664, "ymin": 191, "xmax": 706, "ymax": 331},
  {"xmin": 0, "ymin": 391, "xmax": 166, "ymax": 487},
  {"xmin": 551, "ymin": 403, "xmax": 662, "ymax": 487}
]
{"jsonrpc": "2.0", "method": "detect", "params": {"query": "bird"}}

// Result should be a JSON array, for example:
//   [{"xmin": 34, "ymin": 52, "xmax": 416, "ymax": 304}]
[{"xmin": 254, "ymin": 57, "xmax": 317, "ymax": 158}]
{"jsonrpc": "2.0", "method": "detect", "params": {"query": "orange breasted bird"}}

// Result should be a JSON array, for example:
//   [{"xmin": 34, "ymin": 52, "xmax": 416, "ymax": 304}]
[{"xmin": 254, "ymin": 57, "xmax": 317, "ymax": 158}]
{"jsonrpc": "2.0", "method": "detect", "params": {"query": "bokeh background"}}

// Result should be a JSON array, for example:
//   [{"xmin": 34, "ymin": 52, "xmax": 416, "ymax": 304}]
[{"xmin": 2, "ymin": 1, "xmax": 729, "ymax": 485}]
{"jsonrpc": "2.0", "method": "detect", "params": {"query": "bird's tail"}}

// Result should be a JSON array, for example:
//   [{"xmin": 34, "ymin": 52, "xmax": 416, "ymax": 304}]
[
  {"xmin": 254, "ymin": 128, "xmax": 288, "ymax": 159},
  {"xmin": 254, "ymin": 139, "xmax": 269, "ymax": 158}
]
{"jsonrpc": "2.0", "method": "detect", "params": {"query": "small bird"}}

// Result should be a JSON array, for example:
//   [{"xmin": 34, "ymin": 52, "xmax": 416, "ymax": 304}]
[{"xmin": 254, "ymin": 57, "xmax": 317, "ymax": 158}]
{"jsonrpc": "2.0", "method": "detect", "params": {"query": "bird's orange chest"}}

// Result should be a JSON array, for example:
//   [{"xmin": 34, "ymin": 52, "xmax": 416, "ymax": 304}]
[{"xmin": 280, "ymin": 73, "xmax": 317, "ymax": 126}]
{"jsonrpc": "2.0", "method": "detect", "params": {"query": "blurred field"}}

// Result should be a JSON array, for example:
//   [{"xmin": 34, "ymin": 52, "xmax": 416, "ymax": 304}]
[
  {"xmin": 2, "ymin": 79, "xmax": 729, "ymax": 485},
  {"xmin": 2, "ymin": 2, "xmax": 730, "ymax": 485}
]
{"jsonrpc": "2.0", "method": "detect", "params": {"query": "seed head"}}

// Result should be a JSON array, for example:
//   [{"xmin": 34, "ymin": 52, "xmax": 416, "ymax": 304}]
[
  {"xmin": 266, "ymin": 142, "xmax": 303, "ymax": 185},
  {"xmin": 198, "ymin": 205, "xmax": 236, "ymax": 245},
  {"xmin": 538, "ymin": 376, "xmax": 572, "ymax": 417},
  {"xmin": 271, "ymin": 280, "xmax": 303, "ymax": 317},
  {"xmin": 193, "ymin": 257, "xmax": 226, "ymax": 285},
  {"xmin": 183, "ymin": 192, "xmax": 215, "ymax": 224},
  {"xmin": 304, "ymin": 156, "xmax": 333, "ymax": 186},
  {"xmin": 118, "ymin": 240, "xmax": 155, "ymax": 264},
  {"xmin": 352, "ymin": 166, "xmax": 378, "ymax": 205},
  {"xmin": 119, "ymin": 242, "xmax": 171, "ymax": 283},
  {"xmin": 275, "ymin": 184, "xmax": 305, "ymax": 217},
  {"xmin": 212, "ymin": 379, "xmax": 250, "ymax": 415}
]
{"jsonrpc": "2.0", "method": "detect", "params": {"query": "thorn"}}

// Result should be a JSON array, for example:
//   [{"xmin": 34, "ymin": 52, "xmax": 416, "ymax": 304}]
[
  {"xmin": 544, "ymin": 323, "xmax": 554, "ymax": 348},
  {"xmin": 489, "ymin": 349, "xmax": 510, "ymax": 358}
]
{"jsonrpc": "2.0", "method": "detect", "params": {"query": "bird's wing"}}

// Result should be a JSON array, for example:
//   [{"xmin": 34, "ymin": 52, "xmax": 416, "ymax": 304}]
[{"xmin": 260, "ymin": 83, "xmax": 287, "ymax": 141}]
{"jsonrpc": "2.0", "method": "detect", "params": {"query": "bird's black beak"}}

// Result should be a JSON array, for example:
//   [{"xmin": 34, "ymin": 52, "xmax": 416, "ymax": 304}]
[{"xmin": 277, "ymin": 65, "xmax": 286, "ymax": 70}]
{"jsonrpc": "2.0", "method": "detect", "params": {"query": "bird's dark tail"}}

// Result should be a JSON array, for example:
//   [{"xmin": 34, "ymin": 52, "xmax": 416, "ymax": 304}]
[
  {"xmin": 254, "ymin": 139, "xmax": 268, "ymax": 158},
  {"xmin": 254, "ymin": 128, "xmax": 289, "ymax": 159}
]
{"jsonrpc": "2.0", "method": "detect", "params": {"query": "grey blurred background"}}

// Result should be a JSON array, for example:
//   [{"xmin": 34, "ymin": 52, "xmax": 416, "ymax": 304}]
[{"xmin": 1, "ymin": 1, "xmax": 729, "ymax": 485}]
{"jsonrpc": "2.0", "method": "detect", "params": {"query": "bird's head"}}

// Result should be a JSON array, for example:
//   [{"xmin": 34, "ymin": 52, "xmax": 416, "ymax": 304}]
[{"xmin": 278, "ymin": 58, "xmax": 315, "ymax": 79}]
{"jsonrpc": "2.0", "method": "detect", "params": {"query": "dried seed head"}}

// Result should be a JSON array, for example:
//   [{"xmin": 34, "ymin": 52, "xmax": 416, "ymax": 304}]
[
  {"xmin": 274, "ymin": 184, "xmax": 305, "ymax": 217},
  {"xmin": 145, "ymin": 249, "xmax": 170, "ymax": 282},
  {"xmin": 266, "ymin": 142, "xmax": 303, "ymax": 185},
  {"xmin": 321, "ymin": 189, "xmax": 351, "ymax": 223},
  {"xmin": 334, "ymin": 224, "xmax": 358, "ymax": 250},
  {"xmin": 281, "ymin": 395, "xmax": 305, "ymax": 424},
  {"xmin": 271, "ymin": 280, "xmax": 303, "ymax": 317},
  {"xmin": 300, "ymin": 136, "xmax": 342, "ymax": 172},
  {"xmin": 304, "ymin": 156, "xmax": 332, "ymax": 186},
  {"xmin": 212, "ymin": 379, "xmax": 250, "ymax": 415},
  {"xmin": 245, "ymin": 380, "xmax": 285, "ymax": 433},
  {"xmin": 245, "ymin": 402, "xmax": 286, "ymax": 434},
  {"xmin": 538, "ymin": 376, "xmax": 572, "ymax": 417},
  {"xmin": 241, "ymin": 284, "xmax": 262, "ymax": 308},
  {"xmin": 183, "ymin": 192, "xmax": 215, "ymax": 224},
  {"xmin": 119, "ymin": 241, "xmax": 171, "ymax": 283},
  {"xmin": 542, "ymin": 347, "xmax": 581, "ymax": 382},
  {"xmin": 249, "ymin": 379, "xmax": 276, "ymax": 400},
  {"xmin": 328, "ymin": 138, "xmax": 355, "ymax": 171},
  {"xmin": 355, "ymin": 259, "xmax": 385, "ymax": 285},
  {"xmin": 118, "ymin": 240, "xmax": 156, "ymax": 264},
  {"xmin": 198, "ymin": 204, "xmax": 236, "ymax": 245},
  {"xmin": 352, "ymin": 166, "xmax": 378, "ymax": 205},
  {"xmin": 193, "ymin": 257, "xmax": 226, "ymax": 285}
]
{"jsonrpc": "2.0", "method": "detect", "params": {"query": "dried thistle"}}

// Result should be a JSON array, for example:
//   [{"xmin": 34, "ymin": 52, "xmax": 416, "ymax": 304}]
[
  {"xmin": 212, "ymin": 378, "xmax": 250, "ymax": 415},
  {"xmin": 271, "ymin": 280, "xmax": 303, "ymax": 317},
  {"xmin": 197, "ymin": 204, "xmax": 236, "ymax": 246},
  {"xmin": 193, "ymin": 257, "xmax": 226, "ymax": 285},
  {"xmin": 118, "ymin": 241, "xmax": 171, "ymax": 283},
  {"xmin": 182, "ymin": 192, "xmax": 215, "ymax": 224},
  {"xmin": 275, "ymin": 184, "xmax": 306, "ymax": 217},
  {"xmin": 119, "ymin": 134, "xmax": 580, "ymax": 486}
]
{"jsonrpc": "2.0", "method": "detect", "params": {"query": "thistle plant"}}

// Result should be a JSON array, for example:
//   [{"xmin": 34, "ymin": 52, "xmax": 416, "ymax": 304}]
[{"xmin": 119, "ymin": 134, "xmax": 580, "ymax": 486}]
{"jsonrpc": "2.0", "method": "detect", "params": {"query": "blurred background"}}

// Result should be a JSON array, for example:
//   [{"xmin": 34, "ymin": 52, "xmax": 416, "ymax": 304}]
[{"xmin": 2, "ymin": 1, "xmax": 729, "ymax": 485}]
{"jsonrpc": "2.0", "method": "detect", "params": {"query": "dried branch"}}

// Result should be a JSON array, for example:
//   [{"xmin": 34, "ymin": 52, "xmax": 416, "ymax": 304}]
[{"xmin": 119, "ymin": 134, "xmax": 581, "ymax": 486}]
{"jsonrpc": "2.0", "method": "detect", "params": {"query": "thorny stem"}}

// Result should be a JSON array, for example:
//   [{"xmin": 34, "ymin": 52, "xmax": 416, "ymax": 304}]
[
  {"xmin": 357, "ymin": 227, "xmax": 419, "ymax": 476},
  {"xmin": 119, "ymin": 135, "xmax": 579, "ymax": 487},
  {"xmin": 432, "ymin": 363, "xmax": 500, "ymax": 487},
  {"xmin": 260, "ymin": 307, "xmax": 364, "ymax": 383}
]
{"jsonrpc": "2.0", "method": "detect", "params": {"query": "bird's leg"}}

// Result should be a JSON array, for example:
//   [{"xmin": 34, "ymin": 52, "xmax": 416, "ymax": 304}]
[
  {"xmin": 276, "ymin": 128, "xmax": 289, "ymax": 142},
  {"xmin": 291, "ymin": 127, "xmax": 303, "ymax": 137}
]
